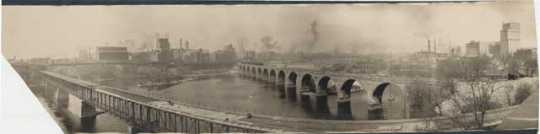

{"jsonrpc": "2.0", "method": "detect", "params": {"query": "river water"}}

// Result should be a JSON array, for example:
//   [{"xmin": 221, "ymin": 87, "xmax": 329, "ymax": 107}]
[{"xmin": 156, "ymin": 74, "xmax": 373, "ymax": 120}]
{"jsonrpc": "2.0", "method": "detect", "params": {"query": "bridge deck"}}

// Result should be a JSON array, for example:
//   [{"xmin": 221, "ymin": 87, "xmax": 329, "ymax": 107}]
[
  {"xmin": 43, "ymin": 71, "xmax": 156, "ymax": 102},
  {"xmin": 40, "ymin": 71, "xmax": 274, "ymax": 133}
]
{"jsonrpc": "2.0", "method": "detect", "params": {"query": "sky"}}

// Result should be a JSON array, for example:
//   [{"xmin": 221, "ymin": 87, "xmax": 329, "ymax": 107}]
[{"xmin": 1, "ymin": 0, "xmax": 537, "ymax": 59}]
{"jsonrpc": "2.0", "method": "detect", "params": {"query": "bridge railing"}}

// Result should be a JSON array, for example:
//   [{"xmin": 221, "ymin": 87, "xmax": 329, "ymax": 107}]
[{"xmin": 39, "ymin": 71, "xmax": 273, "ymax": 133}]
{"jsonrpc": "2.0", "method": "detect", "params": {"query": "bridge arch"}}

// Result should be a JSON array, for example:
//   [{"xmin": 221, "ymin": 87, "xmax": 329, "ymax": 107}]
[
  {"xmin": 301, "ymin": 74, "xmax": 317, "ymax": 93},
  {"xmin": 277, "ymin": 70, "xmax": 287, "ymax": 98},
  {"xmin": 370, "ymin": 82, "xmax": 408, "ymax": 119},
  {"xmin": 257, "ymin": 68, "xmax": 262, "ymax": 80},
  {"xmin": 287, "ymin": 72, "xmax": 298, "ymax": 100},
  {"xmin": 317, "ymin": 76, "xmax": 332, "ymax": 95},
  {"xmin": 373, "ymin": 82, "xmax": 390, "ymax": 103},
  {"xmin": 340, "ymin": 79, "xmax": 357, "ymax": 97},
  {"xmin": 315, "ymin": 76, "xmax": 332, "ymax": 114},
  {"xmin": 337, "ymin": 79, "xmax": 367, "ymax": 119},
  {"xmin": 300, "ymin": 74, "xmax": 317, "ymax": 110},
  {"xmin": 263, "ymin": 68, "xmax": 269, "ymax": 82},
  {"xmin": 278, "ymin": 71, "xmax": 286, "ymax": 85},
  {"xmin": 251, "ymin": 67, "xmax": 256, "ymax": 77},
  {"xmin": 269, "ymin": 69, "xmax": 277, "ymax": 84}
]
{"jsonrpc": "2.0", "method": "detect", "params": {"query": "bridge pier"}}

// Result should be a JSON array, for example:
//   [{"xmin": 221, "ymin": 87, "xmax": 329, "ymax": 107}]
[
  {"xmin": 368, "ymin": 106, "xmax": 384, "ymax": 120},
  {"xmin": 337, "ymin": 99, "xmax": 352, "ymax": 120},
  {"xmin": 277, "ymin": 84, "xmax": 286, "ymax": 98},
  {"xmin": 315, "ymin": 95, "xmax": 330, "ymax": 114},
  {"xmin": 300, "ymin": 93, "xmax": 310, "ymax": 103},
  {"xmin": 286, "ymin": 85, "xmax": 297, "ymax": 101},
  {"xmin": 300, "ymin": 93, "xmax": 312, "ymax": 111},
  {"xmin": 40, "ymin": 70, "xmax": 267, "ymax": 133},
  {"xmin": 80, "ymin": 101, "xmax": 97, "ymax": 132},
  {"xmin": 55, "ymin": 88, "xmax": 69, "ymax": 113}
]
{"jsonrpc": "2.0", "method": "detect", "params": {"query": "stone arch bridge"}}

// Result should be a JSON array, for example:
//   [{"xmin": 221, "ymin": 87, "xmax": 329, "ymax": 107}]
[{"xmin": 238, "ymin": 63, "xmax": 410, "ymax": 120}]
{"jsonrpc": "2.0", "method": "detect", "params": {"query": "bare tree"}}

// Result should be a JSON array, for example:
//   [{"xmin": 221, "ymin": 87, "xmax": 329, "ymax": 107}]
[
  {"xmin": 437, "ymin": 56, "xmax": 503, "ymax": 129},
  {"xmin": 407, "ymin": 78, "xmax": 453, "ymax": 119},
  {"xmin": 451, "ymin": 58, "xmax": 501, "ymax": 129},
  {"xmin": 406, "ymin": 79, "xmax": 436, "ymax": 118},
  {"xmin": 503, "ymin": 84, "xmax": 514, "ymax": 106},
  {"xmin": 463, "ymin": 80, "xmax": 502, "ymax": 128}
]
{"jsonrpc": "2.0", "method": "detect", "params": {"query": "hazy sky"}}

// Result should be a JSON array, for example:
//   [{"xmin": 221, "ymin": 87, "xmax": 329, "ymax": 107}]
[{"xmin": 2, "ymin": 0, "xmax": 537, "ymax": 59}]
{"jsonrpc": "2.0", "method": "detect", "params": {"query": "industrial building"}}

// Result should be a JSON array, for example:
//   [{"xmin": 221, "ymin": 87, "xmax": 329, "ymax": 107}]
[{"xmin": 96, "ymin": 46, "xmax": 129, "ymax": 62}]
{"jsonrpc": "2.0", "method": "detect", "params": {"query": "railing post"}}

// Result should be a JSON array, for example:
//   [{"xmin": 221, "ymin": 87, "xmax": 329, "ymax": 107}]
[
  {"xmin": 122, "ymin": 100, "xmax": 126, "ymax": 119},
  {"xmin": 167, "ymin": 112, "xmax": 172, "ymax": 131},
  {"xmin": 163, "ymin": 112, "xmax": 169, "ymax": 130},
  {"xmin": 196, "ymin": 119, "xmax": 200, "ymax": 133},
  {"xmin": 136, "ymin": 104, "xmax": 141, "ymax": 125},
  {"xmin": 98, "ymin": 93, "xmax": 102, "ymax": 107},
  {"xmin": 146, "ymin": 106, "xmax": 151, "ymax": 131},
  {"xmin": 173, "ymin": 114, "xmax": 177, "ymax": 132},
  {"xmin": 155, "ymin": 111, "xmax": 160, "ymax": 131},
  {"xmin": 124, "ymin": 100, "xmax": 128, "ymax": 120},
  {"xmin": 108, "ymin": 95, "xmax": 112, "ymax": 112},
  {"xmin": 209, "ymin": 122, "xmax": 214, "ymax": 133},
  {"xmin": 82, "ymin": 88, "xmax": 86, "ymax": 101},
  {"xmin": 119, "ymin": 98, "xmax": 123, "ymax": 118},
  {"xmin": 90, "ymin": 89, "xmax": 94, "ymax": 105},
  {"xmin": 131, "ymin": 102, "xmax": 135, "ymax": 123},
  {"xmin": 101, "ymin": 93, "xmax": 104, "ymax": 108},
  {"xmin": 180, "ymin": 115, "xmax": 185, "ymax": 132},
  {"xmin": 114, "ymin": 97, "xmax": 118, "ymax": 116}
]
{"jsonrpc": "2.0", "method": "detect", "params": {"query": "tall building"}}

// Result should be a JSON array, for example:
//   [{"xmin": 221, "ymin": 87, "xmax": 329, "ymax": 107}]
[
  {"xmin": 157, "ymin": 38, "xmax": 173, "ymax": 63},
  {"xmin": 499, "ymin": 23, "xmax": 520, "ymax": 56},
  {"xmin": 465, "ymin": 41, "xmax": 481, "ymax": 57},
  {"xmin": 214, "ymin": 44, "xmax": 237, "ymax": 64}
]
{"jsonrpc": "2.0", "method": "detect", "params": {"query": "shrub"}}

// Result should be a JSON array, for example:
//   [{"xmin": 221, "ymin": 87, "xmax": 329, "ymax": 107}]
[{"xmin": 514, "ymin": 83, "xmax": 533, "ymax": 105}]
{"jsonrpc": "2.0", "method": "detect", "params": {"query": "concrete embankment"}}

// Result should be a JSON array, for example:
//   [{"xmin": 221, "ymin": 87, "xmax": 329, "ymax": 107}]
[{"xmin": 240, "ymin": 105, "xmax": 519, "ymax": 132}]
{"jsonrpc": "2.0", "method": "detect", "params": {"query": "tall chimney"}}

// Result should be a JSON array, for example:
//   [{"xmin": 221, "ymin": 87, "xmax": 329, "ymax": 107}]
[
  {"xmin": 434, "ymin": 39, "xmax": 437, "ymax": 53},
  {"xmin": 179, "ymin": 38, "xmax": 183, "ymax": 49},
  {"xmin": 427, "ymin": 39, "xmax": 431, "ymax": 52}
]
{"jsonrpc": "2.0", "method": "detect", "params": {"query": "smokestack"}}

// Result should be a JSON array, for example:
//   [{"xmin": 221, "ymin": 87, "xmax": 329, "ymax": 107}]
[
  {"xmin": 427, "ymin": 39, "xmax": 431, "ymax": 52},
  {"xmin": 307, "ymin": 20, "xmax": 319, "ymax": 53},
  {"xmin": 179, "ymin": 38, "xmax": 183, "ymax": 49},
  {"xmin": 434, "ymin": 39, "xmax": 437, "ymax": 53}
]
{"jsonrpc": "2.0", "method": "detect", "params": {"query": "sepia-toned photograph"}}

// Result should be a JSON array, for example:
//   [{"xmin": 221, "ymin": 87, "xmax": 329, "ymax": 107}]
[{"xmin": 2, "ymin": 0, "xmax": 539, "ymax": 133}]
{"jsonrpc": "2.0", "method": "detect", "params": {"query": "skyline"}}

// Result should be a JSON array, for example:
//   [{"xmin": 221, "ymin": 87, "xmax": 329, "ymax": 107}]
[{"xmin": 2, "ymin": 0, "xmax": 538, "ymax": 59}]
